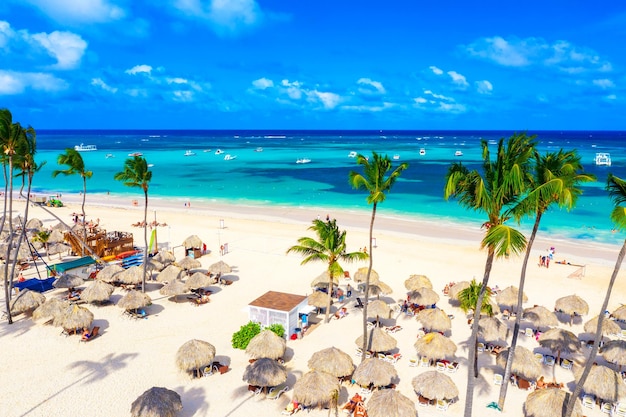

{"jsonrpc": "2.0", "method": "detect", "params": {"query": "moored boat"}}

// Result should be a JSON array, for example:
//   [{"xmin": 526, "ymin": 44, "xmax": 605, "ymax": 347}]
[
  {"xmin": 128, "ymin": 152, "xmax": 143, "ymax": 157},
  {"xmin": 75, "ymin": 143, "xmax": 97, "ymax": 152},
  {"xmin": 595, "ymin": 152, "xmax": 611, "ymax": 166},
  {"xmin": 296, "ymin": 158, "xmax": 311, "ymax": 164},
  {"xmin": 184, "ymin": 150, "xmax": 196, "ymax": 156}
]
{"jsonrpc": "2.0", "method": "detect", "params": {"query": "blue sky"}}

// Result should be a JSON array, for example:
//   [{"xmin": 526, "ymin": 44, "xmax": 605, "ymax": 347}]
[{"xmin": 1, "ymin": 1, "xmax": 625, "ymax": 130}]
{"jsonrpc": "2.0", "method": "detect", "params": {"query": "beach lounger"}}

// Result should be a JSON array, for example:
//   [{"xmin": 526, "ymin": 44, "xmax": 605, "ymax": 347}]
[
  {"xmin": 560, "ymin": 358, "xmax": 573, "ymax": 370},
  {"xmin": 202, "ymin": 366, "xmax": 213, "ymax": 377},
  {"xmin": 418, "ymin": 395, "xmax": 431, "ymax": 407},
  {"xmin": 80, "ymin": 326, "xmax": 100, "ymax": 342},
  {"xmin": 601, "ymin": 402, "xmax": 613, "ymax": 414},
  {"xmin": 267, "ymin": 383, "xmax": 289, "ymax": 400},
  {"xmin": 446, "ymin": 362, "xmax": 459, "ymax": 373},
  {"xmin": 582, "ymin": 395, "xmax": 595, "ymax": 409},
  {"xmin": 408, "ymin": 357, "xmax": 418, "ymax": 367},
  {"xmin": 525, "ymin": 327, "xmax": 534, "ymax": 337},
  {"xmin": 534, "ymin": 353, "xmax": 544, "ymax": 364},
  {"xmin": 614, "ymin": 403, "xmax": 626, "ymax": 416},
  {"xmin": 436, "ymin": 399, "xmax": 449, "ymax": 411},
  {"xmin": 420, "ymin": 356, "xmax": 430, "ymax": 367},
  {"xmin": 477, "ymin": 342, "xmax": 485, "ymax": 352},
  {"xmin": 436, "ymin": 361, "xmax": 446, "ymax": 372},
  {"xmin": 544, "ymin": 355, "xmax": 556, "ymax": 367},
  {"xmin": 248, "ymin": 385, "xmax": 262, "ymax": 395},
  {"xmin": 493, "ymin": 374, "xmax": 503, "ymax": 385},
  {"xmin": 354, "ymin": 297, "xmax": 364, "ymax": 308}
]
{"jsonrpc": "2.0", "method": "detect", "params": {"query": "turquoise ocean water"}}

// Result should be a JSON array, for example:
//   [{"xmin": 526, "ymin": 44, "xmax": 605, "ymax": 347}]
[{"xmin": 30, "ymin": 130, "xmax": 626, "ymax": 246}]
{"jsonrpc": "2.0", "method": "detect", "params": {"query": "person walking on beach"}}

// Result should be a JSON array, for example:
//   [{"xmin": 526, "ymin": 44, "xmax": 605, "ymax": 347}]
[{"xmin": 346, "ymin": 284, "xmax": 352, "ymax": 298}]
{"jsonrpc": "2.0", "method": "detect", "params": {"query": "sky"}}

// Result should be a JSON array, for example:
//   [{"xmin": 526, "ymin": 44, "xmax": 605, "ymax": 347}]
[{"xmin": 1, "ymin": 1, "xmax": 626, "ymax": 130}]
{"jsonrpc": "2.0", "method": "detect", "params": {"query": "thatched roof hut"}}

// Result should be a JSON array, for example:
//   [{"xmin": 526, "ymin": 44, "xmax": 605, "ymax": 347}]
[
  {"xmin": 175, "ymin": 339, "xmax": 216, "ymax": 375},
  {"xmin": 414, "ymin": 332, "xmax": 457, "ymax": 361},
  {"xmin": 130, "ymin": 386, "xmax": 182, "ymax": 417},
  {"xmin": 496, "ymin": 347, "xmax": 543, "ymax": 380},
  {"xmin": 10, "ymin": 289, "xmax": 45, "ymax": 314},
  {"xmin": 352, "ymin": 357, "xmax": 397, "ymax": 388},
  {"xmin": 412, "ymin": 370, "xmax": 459, "ymax": 400},
  {"xmin": 404, "ymin": 274, "xmax": 433, "ymax": 291},
  {"xmin": 355, "ymin": 327, "xmax": 397, "ymax": 353},
  {"xmin": 307, "ymin": 347, "xmax": 354, "ymax": 378},
  {"xmin": 245, "ymin": 329, "xmax": 286, "ymax": 360},
  {"xmin": 292, "ymin": 370, "xmax": 340, "ymax": 408},
  {"xmin": 242, "ymin": 357, "xmax": 287, "ymax": 387},
  {"xmin": 80, "ymin": 280, "xmax": 114, "ymax": 304},
  {"xmin": 367, "ymin": 389, "xmax": 416, "ymax": 417},
  {"xmin": 523, "ymin": 388, "xmax": 583, "ymax": 417},
  {"xmin": 416, "ymin": 308, "xmax": 452, "ymax": 333}
]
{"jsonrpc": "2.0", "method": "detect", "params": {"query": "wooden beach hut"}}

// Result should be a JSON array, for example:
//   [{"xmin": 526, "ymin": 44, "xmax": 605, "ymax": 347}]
[{"xmin": 248, "ymin": 291, "xmax": 311, "ymax": 339}]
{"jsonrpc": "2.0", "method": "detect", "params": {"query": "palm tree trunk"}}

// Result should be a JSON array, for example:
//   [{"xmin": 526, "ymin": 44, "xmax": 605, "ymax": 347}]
[
  {"xmin": 324, "ymin": 275, "xmax": 333, "ymax": 324},
  {"xmin": 142, "ymin": 188, "xmax": 149, "ymax": 292},
  {"xmin": 361, "ymin": 203, "xmax": 377, "ymax": 363},
  {"xmin": 464, "ymin": 247, "xmax": 495, "ymax": 417},
  {"xmin": 498, "ymin": 212, "xmax": 541, "ymax": 410},
  {"xmin": 81, "ymin": 176, "xmax": 87, "ymax": 256},
  {"xmin": 3, "ymin": 158, "xmax": 15, "ymax": 324},
  {"xmin": 566, "ymin": 240, "xmax": 626, "ymax": 417}
]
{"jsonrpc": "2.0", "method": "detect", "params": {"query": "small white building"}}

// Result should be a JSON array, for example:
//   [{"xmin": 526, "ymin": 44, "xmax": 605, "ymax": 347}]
[{"xmin": 248, "ymin": 291, "xmax": 313, "ymax": 338}]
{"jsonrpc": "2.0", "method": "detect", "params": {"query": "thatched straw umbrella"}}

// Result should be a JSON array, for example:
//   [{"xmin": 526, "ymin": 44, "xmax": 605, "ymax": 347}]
[
  {"xmin": 496, "ymin": 347, "xmax": 542, "ymax": 380},
  {"xmin": 352, "ymin": 357, "xmax": 397, "ymax": 388},
  {"xmin": 538, "ymin": 327, "xmax": 580, "ymax": 380},
  {"xmin": 242, "ymin": 357, "xmax": 287, "ymax": 388},
  {"xmin": 310, "ymin": 271, "xmax": 339, "ymax": 289},
  {"xmin": 80, "ymin": 280, "xmax": 114, "ymax": 304},
  {"xmin": 159, "ymin": 280, "xmax": 187, "ymax": 301},
  {"xmin": 245, "ymin": 329, "xmax": 286, "ymax": 360},
  {"xmin": 412, "ymin": 370, "xmax": 459, "ymax": 400},
  {"xmin": 584, "ymin": 316, "xmax": 621, "ymax": 337},
  {"xmin": 354, "ymin": 267, "xmax": 379, "ymax": 283},
  {"xmin": 355, "ymin": 327, "xmax": 397, "ymax": 353},
  {"xmin": 10, "ymin": 289, "xmax": 45, "ymax": 314},
  {"xmin": 47, "ymin": 242, "xmax": 70, "ymax": 257},
  {"xmin": 367, "ymin": 389, "xmax": 416, "ymax": 417},
  {"xmin": 97, "ymin": 264, "xmax": 125, "ymax": 283},
  {"xmin": 496, "ymin": 286, "xmax": 527, "ymax": 311},
  {"xmin": 293, "ymin": 370, "xmax": 340, "ymax": 408},
  {"xmin": 182, "ymin": 235, "xmax": 202, "ymax": 249},
  {"xmin": 33, "ymin": 298, "xmax": 70, "ymax": 323},
  {"xmin": 369, "ymin": 280, "xmax": 393, "ymax": 297},
  {"xmin": 523, "ymin": 305, "xmax": 558, "ymax": 330},
  {"xmin": 26, "ymin": 218, "xmax": 43, "ymax": 230},
  {"xmin": 477, "ymin": 316, "xmax": 508, "ymax": 343},
  {"xmin": 523, "ymin": 388, "xmax": 583, "ymax": 417},
  {"xmin": 175, "ymin": 339, "xmax": 216, "ymax": 378},
  {"xmin": 408, "ymin": 287, "xmax": 440, "ymax": 306},
  {"xmin": 612, "ymin": 305, "xmax": 626, "ymax": 321},
  {"xmin": 367, "ymin": 299, "xmax": 391, "ymax": 320},
  {"xmin": 130, "ymin": 386, "xmax": 182, "ymax": 417},
  {"xmin": 146, "ymin": 258, "xmax": 165, "ymax": 273},
  {"xmin": 176, "ymin": 256, "xmax": 201, "ymax": 271},
  {"xmin": 53, "ymin": 304, "xmax": 94, "ymax": 332},
  {"xmin": 574, "ymin": 364, "xmax": 626, "ymax": 402},
  {"xmin": 184, "ymin": 272, "xmax": 212, "ymax": 290},
  {"xmin": 53, "ymin": 274, "xmax": 84, "ymax": 289},
  {"xmin": 447, "ymin": 281, "xmax": 470, "ymax": 300},
  {"xmin": 414, "ymin": 332, "xmax": 457, "ymax": 361},
  {"xmin": 308, "ymin": 347, "xmax": 354, "ymax": 378},
  {"xmin": 209, "ymin": 260, "xmax": 231, "ymax": 274},
  {"xmin": 156, "ymin": 265, "xmax": 183, "ymax": 283},
  {"xmin": 154, "ymin": 251, "xmax": 176, "ymax": 265},
  {"xmin": 51, "ymin": 222, "xmax": 70, "ymax": 231},
  {"xmin": 308, "ymin": 291, "xmax": 331, "ymax": 309},
  {"xmin": 48, "ymin": 229, "xmax": 65, "ymax": 243},
  {"xmin": 119, "ymin": 266, "xmax": 143, "ymax": 285},
  {"xmin": 416, "ymin": 308, "xmax": 452, "ymax": 333},
  {"xmin": 555, "ymin": 295, "xmax": 589, "ymax": 325},
  {"xmin": 602, "ymin": 340, "xmax": 626, "ymax": 371},
  {"xmin": 118, "ymin": 290, "xmax": 151, "ymax": 310},
  {"xmin": 404, "ymin": 274, "xmax": 433, "ymax": 291}
]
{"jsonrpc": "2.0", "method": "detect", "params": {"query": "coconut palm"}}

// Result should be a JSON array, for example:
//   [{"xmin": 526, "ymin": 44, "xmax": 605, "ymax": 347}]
[
  {"xmin": 498, "ymin": 149, "xmax": 595, "ymax": 411},
  {"xmin": 349, "ymin": 151, "xmax": 408, "ymax": 363},
  {"xmin": 444, "ymin": 133, "xmax": 534, "ymax": 417},
  {"xmin": 287, "ymin": 218, "xmax": 365, "ymax": 323},
  {"xmin": 566, "ymin": 173, "xmax": 626, "ymax": 416},
  {"xmin": 114, "ymin": 156, "xmax": 152, "ymax": 293},
  {"xmin": 52, "ymin": 149, "xmax": 92, "ymax": 256},
  {"xmin": 458, "ymin": 279, "xmax": 493, "ymax": 317}
]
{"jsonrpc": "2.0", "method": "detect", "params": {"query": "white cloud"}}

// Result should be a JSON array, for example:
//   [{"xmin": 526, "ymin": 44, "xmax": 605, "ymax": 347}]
[
  {"xmin": 30, "ymin": 31, "xmax": 87, "ymax": 70},
  {"xmin": 0, "ymin": 21, "xmax": 15, "ymax": 49},
  {"xmin": 125, "ymin": 64, "xmax": 153, "ymax": 75},
  {"xmin": 310, "ymin": 91, "xmax": 341, "ymax": 109},
  {"xmin": 414, "ymin": 90, "xmax": 466, "ymax": 113},
  {"xmin": 166, "ymin": 77, "xmax": 188, "ymax": 84},
  {"xmin": 447, "ymin": 71, "xmax": 468, "ymax": 87},
  {"xmin": 172, "ymin": 90, "xmax": 194, "ymax": 102},
  {"xmin": 593, "ymin": 79, "xmax": 614, "ymax": 89},
  {"xmin": 20, "ymin": 0, "xmax": 126, "ymax": 23},
  {"xmin": 173, "ymin": 0, "xmax": 263, "ymax": 35},
  {"xmin": 475, "ymin": 80, "xmax": 493, "ymax": 94},
  {"xmin": 606, "ymin": 94, "xmax": 617, "ymax": 100},
  {"xmin": 252, "ymin": 77, "xmax": 273, "ymax": 89},
  {"xmin": 126, "ymin": 88, "xmax": 148, "ymax": 97},
  {"xmin": 465, "ymin": 36, "xmax": 611, "ymax": 73},
  {"xmin": 429, "ymin": 66, "xmax": 443, "ymax": 75},
  {"xmin": 0, "ymin": 70, "xmax": 68, "ymax": 95},
  {"xmin": 91, "ymin": 77, "xmax": 118, "ymax": 93},
  {"xmin": 357, "ymin": 78, "xmax": 386, "ymax": 94},
  {"xmin": 414, "ymin": 97, "xmax": 427, "ymax": 104}
]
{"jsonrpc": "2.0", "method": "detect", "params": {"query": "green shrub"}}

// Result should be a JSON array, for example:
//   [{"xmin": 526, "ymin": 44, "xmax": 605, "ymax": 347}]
[
  {"xmin": 231, "ymin": 321, "xmax": 261, "ymax": 349},
  {"xmin": 266, "ymin": 323, "xmax": 285, "ymax": 338}
]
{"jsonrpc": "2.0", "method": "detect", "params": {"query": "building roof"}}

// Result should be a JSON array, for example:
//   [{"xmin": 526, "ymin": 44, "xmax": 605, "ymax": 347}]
[
  {"xmin": 50, "ymin": 256, "xmax": 96, "ymax": 273},
  {"xmin": 249, "ymin": 291, "xmax": 307, "ymax": 312}
]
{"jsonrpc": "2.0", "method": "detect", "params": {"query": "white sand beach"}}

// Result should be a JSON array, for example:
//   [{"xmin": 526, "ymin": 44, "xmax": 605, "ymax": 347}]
[{"xmin": 1, "ymin": 193, "xmax": 625, "ymax": 417}]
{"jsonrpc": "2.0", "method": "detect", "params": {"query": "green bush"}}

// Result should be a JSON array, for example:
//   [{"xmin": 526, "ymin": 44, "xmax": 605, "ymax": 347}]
[
  {"xmin": 266, "ymin": 323, "xmax": 285, "ymax": 338},
  {"xmin": 231, "ymin": 321, "xmax": 261, "ymax": 349}
]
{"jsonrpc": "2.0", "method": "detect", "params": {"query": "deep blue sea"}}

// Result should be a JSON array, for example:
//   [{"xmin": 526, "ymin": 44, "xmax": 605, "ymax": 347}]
[{"xmin": 30, "ymin": 129, "xmax": 626, "ymax": 246}]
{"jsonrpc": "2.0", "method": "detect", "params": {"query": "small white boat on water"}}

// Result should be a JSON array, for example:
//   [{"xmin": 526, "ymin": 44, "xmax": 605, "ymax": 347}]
[
  {"xmin": 393, "ymin": 154, "xmax": 400, "ymax": 160},
  {"xmin": 595, "ymin": 152, "xmax": 611, "ymax": 166},
  {"xmin": 224, "ymin": 154, "xmax": 237, "ymax": 160},
  {"xmin": 255, "ymin": 147, "xmax": 264, "ymax": 152},
  {"xmin": 455, "ymin": 150, "xmax": 463, "ymax": 157},
  {"xmin": 296, "ymin": 158, "xmax": 311, "ymax": 164},
  {"xmin": 215, "ymin": 149, "xmax": 224, "ymax": 155},
  {"xmin": 419, "ymin": 148, "xmax": 426, "ymax": 156},
  {"xmin": 184, "ymin": 150, "xmax": 196, "ymax": 156},
  {"xmin": 75, "ymin": 144, "xmax": 97, "ymax": 152},
  {"xmin": 348, "ymin": 151, "xmax": 357, "ymax": 158},
  {"xmin": 105, "ymin": 153, "xmax": 115, "ymax": 159},
  {"xmin": 128, "ymin": 152, "xmax": 143, "ymax": 157}
]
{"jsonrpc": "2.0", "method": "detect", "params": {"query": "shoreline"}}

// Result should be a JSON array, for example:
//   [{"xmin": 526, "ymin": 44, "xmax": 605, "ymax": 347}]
[{"xmin": 50, "ymin": 191, "xmax": 624, "ymax": 268}]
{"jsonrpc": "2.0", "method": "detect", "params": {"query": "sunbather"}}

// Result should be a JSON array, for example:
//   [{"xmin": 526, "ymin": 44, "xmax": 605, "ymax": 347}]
[
  {"xmin": 81, "ymin": 327, "xmax": 91, "ymax": 340},
  {"xmin": 342, "ymin": 393, "xmax": 363, "ymax": 413}
]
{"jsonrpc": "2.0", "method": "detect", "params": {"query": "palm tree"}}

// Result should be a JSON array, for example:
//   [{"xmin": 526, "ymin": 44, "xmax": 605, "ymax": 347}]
[
  {"xmin": 349, "ymin": 151, "xmax": 408, "ymax": 362},
  {"xmin": 287, "ymin": 218, "xmax": 366, "ymax": 323},
  {"xmin": 565, "ymin": 173, "xmax": 626, "ymax": 416},
  {"xmin": 458, "ymin": 279, "xmax": 493, "ymax": 317},
  {"xmin": 114, "ymin": 156, "xmax": 152, "ymax": 292},
  {"xmin": 498, "ymin": 149, "xmax": 595, "ymax": 411},
  {"xmin": 52, "ymin": 149, "xmax": 92, "ymax": 256},
  {"xmin": 444, "ymin": 133, "xmax": 534, "ymax": 417}
]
